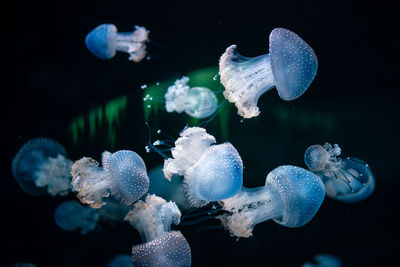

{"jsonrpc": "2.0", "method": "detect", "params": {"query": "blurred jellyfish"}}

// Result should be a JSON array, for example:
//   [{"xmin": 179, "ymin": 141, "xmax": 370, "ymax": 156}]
[
  {"xmin": 304, "ymin": 143, "xmax": 375, "ymax": 202},
  {"xmin": 219, "ymin": 27, "xmax": 318, "ymax": 119},
  {"xmin": 147, "ymin": 165, "xmax": 191, "ymax": 212},
  {"xmin": 12, "ymin": 138, "xmax": 73, "ymax": 196},
  {"xmin": 54, "ymin": 200, "xmax": 99, "ymax": 234},
  {"xmin": 124, "ymin": 195, "xmax": 191, "ymax": 267},
  {"xmin": 85, "ymin": 24, "xmax": 149, "ymax": 62},
  {"xmin": 164, "ymin": 76, "xmax": 218, "ymax": 119},
  {"xmin": 217, "ymin": 165, "xmax": 325, "ymax": 238},
  {"xmin": 107, "ymin": 254, "xmax": 132, "ymax": 267},
  {"xmin": 147, "ymin": 127, "xmax": 243, "ymax": 208},
  {"xmin": 71, "ymin": 150, "xmax": 149, "ymax": 208},
  {"xmin": 301, "ymin": 254, "xmax": 342, "ymax": 267},
  {"xmin": 98, "ymin": 198, "xmax": 131, "ymax": 222}
]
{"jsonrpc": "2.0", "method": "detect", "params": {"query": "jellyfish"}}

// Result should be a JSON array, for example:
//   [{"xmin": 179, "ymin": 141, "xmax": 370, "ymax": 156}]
[
  {"xmin": 147, "ymin": 126, "xmax": 243, "ymax": 208},
  {"xmin": 124, "ymin": 195, "xmax": 191, "ymax": 267},
  {"xmin": 217, "ymin": 165, "xmax": 325, "ymax": 238},
  {"xmin": 98, "ymin": 198, "xmax": 131, "ymax": 222},
  {"xmin": 71, "ymin": 150, "xmax": 149, "ymax": 208},
  {"xmin": 301, "ymin": 254, "xmax": 342, "ymax": 267},
  {"xmin": 54, "ymin": 200, "xmax": 99, "ymax": 234},
  {"xmin": 11, "ymin": 138, "xmax": 73, "ymax": 196},
  {"xmin": 107, "ymin": 254, "xmax": 132, "ymax": 267},
  {"xmin": 304, "ymin": 143, "xmax": 375, "ymax": 202},
  {"xmin": 85, "ymin": 24, "xmax": 149, "ymax": 62},
  {"xmin": 219, "ymin": 27, "xmax": 318, "ymax": 119}
]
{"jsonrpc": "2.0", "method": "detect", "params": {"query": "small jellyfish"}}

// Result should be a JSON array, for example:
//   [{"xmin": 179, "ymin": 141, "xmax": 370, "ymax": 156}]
[
  {"xmin": 85, "ymin": 24, "xmax": 149, "ymax": 62},
  {"xmin": 219, "ymin": 27, "xmax": 318, "ymax": 119},
  {"xmin": 12, "ymin": 138, "xmax": 73, "ymax": 196},
  {"xmin": 148, "ymin": 127, "xmax": 243, "ymax": 208},
  {"xmin": 301, "ymin": 254, "xmax": 342, "ymax": 267},
  {"xmin": 124, "ymin": 195, "xmax": 191, "ymax": 267},
  {"xmin": 107, "ymin": 254, "xmax": 132, "ymax": 267},
  {"xmin": 54, "ymin": 200, "xmax": 99, "ymax": 234},
  {"xmin": 71, "ymin": 150, "xmax": 149, "ymax": 208},
  {"xmin": 217, "ymin": 165, "xmax": 325, "ymax": 238},
  {"xmin": 164, "ymin": 76, "xmax": 218, "ymax": 119},
  {"xmin": 304, "ymin": 143, "xmax": 375, "ymax": 202}
]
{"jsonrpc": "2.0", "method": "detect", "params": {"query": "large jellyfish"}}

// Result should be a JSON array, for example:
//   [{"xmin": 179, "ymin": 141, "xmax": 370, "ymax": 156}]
[
  {"xmin": 54, "ymin": 200, "xmax": 99, "ymax": 234},
  {"xmin": 71, "ymin": 150, "xmax": 149, "ymax": 208},
  {"xmin": 304, "ymin": 143, "xmax": 375, "ymax": 202},
  {"xmin": 107, "ymin": 254, "xmax": 132, "ymax": 267},
  {"xmin": 219, "ymin": 27, "xmax": 318, "ymax": 119},
  {"xmin": 148, "ymin": 126, "xmax": 243, "ymax": 208},
  {"xmin": 124, "ymin": 195, "xmax": 191, "ymax": 267},
  {"xmin": 164, "ymin": 76, "xmax": 218, "ymax": 119},
  {"xmin": 12, "ymin": 138, "xmax": 73, "ymax": 196},
  {"xmin": 85, "ymin": 24, "xmax": 149, "ymax": 62},
  {"xmin": 301, "ymin": 254, "xmax": 342, "ymax": 267},
  {"xmin": 217, "ymin": 165, "xmax": 325, "ymax": 238}
]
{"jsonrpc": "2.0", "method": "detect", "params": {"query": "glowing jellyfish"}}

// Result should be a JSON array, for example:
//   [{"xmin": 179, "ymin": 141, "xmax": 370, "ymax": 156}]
[
  {"xmin": 124, "ymin": 195, "xmax": 191, "ymax": 267},
  {"xmin": 150, "ymin": 127, "xmax": 243, "ymax": 208},
  {"xmin": 164, "ymin": 76, "xmax": 218, "ymax": 119},
  {"xmin": 85, "ymin": 24, "xmax": 149, "ymax": 62},
  {"xmin": 219, "ymin": 27, "xmax": 318, "ymax": 119},
  {"xmin": 12, "ymin": 138, "xmax": 73, "ymax": 196},
  {"xmin": 301, "ymin": 254, "xmax": 342, "ymax": 267},
  {"xmin": 217, "ymin": 165, "xmax": 325, "ymax": 238},
  {"xmin": 54, "ymin": 200, "xmax": 99, "ymax": 234},
  {"xmin": 71, "ymin": 150, "xmax": 149, "ymax": 208},
  {"xmin": 304, "ymin": 143, "xmax": 375, "ymax": 202},
  {"xmin": 107, "ymin": 254, "xmax": 132, "ymax": 267}
]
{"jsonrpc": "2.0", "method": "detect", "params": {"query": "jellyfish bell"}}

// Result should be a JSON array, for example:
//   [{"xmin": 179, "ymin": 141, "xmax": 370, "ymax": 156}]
[
  {"xmin": 85, "ymin": 23, "xmax": 149, "ymax": 62},
  {"xmin": 124, "ymin": 195, "xmax": 191, "ymax": 267},
  {"xmin": 218, "ymin": 165, "xmax": 325, "ymax": 238},
  {"xmin": 54, "ymin": 200, "xmax": 99, "ymax": 234},
  {"xmin": 219, "ymin": 27, "xmax": 318, "ymax": 119},
  {"xmin": 71, "ymin": 150, "xmax": 150, "ymax": 209},
  {"xmin": 11, "ymin": 138, "xmax": 73, "ymax": 196},
  {"xmin": 301, "ymin": 254, "xmax": 342, "ymax": 267},
  {"xmin": 304, "ymin": 143, "xmax": 375, "ymax": 203}
]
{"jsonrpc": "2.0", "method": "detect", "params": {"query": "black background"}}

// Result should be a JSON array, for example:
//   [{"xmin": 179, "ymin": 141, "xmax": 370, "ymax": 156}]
[{"xmin": 2, "ymin": 0, "xmax": 399, "ymax": 266}]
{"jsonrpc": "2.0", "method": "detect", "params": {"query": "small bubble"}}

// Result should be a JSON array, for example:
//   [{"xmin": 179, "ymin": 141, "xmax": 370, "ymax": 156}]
[
  {"xmin": 156, "ymin": 82, "xmax": 160, "ymax": 86},
  {"xmin": 141, "ymin": 84, "xmax": 148, "ymax": 89},
  {"xmin": 147, "ymin": 105, "xmax": 151, "ymax": 108}
]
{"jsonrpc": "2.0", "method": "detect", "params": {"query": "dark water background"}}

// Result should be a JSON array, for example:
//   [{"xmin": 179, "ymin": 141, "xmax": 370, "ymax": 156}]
[{"xmin": 2, "ymin": 0, "xmax": 399, "ymax": 266}]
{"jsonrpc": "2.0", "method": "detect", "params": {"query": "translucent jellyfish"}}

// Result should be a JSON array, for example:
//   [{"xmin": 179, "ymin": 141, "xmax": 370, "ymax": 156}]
[
  {"xmin": 71, "ymin": 150, "xmax": 149, "ymax": 208},
  {"xmin": 304, "ymin": 143, "xmax": 375, "ymax": 202},
  {"xmin": 147, "ymin": 165, "xmax": 191, "ymax": 212},
  {"xmin": 11, "ymin": 138, "xmax": 73, "ymax": 196},
  {"xmin": 107, "ymin": 254, "xmax": 132, "ymax": 267},
  {"xmin": 217, "ymin": 165, "xmax": 325, "ymax": 238},
  {"xmin": 150, "ymin": 126, "xmax": 243, "ymax": 208},
  {"xmin": 85, "ymin": 24, "xmax": 149, "ymax": 62},
  {"xmin": 98, "ymin": 199, "xmax": 131, "ymax": 222},
  {"xmin": 54, "ymin": 200, "xmax": 99, "ymax": 234},
  {"xmin": 219, "ymin": 27, "xmax": 318, "ymax": 119},
  {"xmin": 301, "ymin": 254, "xmax": 342, "ymax": 267},
  {"xmin": 124, "ymin": 195, "xmax": 191, "ymax": 267},
  {"xmin": 164, "ymin": 76, "xmax": 218, "ymax": 119}
]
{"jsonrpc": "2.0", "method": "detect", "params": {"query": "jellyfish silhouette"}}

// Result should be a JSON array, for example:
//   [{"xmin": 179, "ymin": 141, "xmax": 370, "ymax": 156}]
[
  {"xmin": 12, "ymin": 138, "xmax": 73, "ymax": 196},
  {"xmin": 85, "ymin": 24, "xmax": 148, "ymax": 62},
  {"xmin": 304, "ymin": 143, "xmax": 375, "ymax": 202},
  {"xmin": 301, "ymin": 254, "xmax": 342, "ymax": 267},
  {"xmin": 219, "ymin": 27, "xmax": 318, "ymax": 119},
  {"xmin": 54, "ymin": 200, "xmax": 99, "ymax": 234},
  {"xmin": 217, "ymin": 165, "xmax": 325, "ymax": 238},
  {"xmin": 71, "ymin": 150, "xmax": 149, "ymax": 208},
  {"xmin": 148, "ymin": 126, "xmax": 243, "ymax": 208},
  {"xmin": 124, "ymin": 195, "xmax": 191, "ymax": 267},
  {"xmin": 107, "ymin": 254, "xmax": 132, "ymax": 267}
]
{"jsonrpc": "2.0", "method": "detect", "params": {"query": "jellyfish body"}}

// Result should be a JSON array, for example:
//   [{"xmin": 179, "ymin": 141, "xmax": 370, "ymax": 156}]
[
  {"xmin": 304, "ymin": 143, "xmax": 375, "ymax": 202},
  {"xmin": 124, "ymin": 195, "xmax": 191, "ymax": 267},
  {"xmin": 162, "ymin": 127, "xmax": 243, "ymax": 207},
  {"xmin": 11, "ymin": 138, "xmax": 73, "ymax": 196},
  {"xmin": 107, "ymin": 254, "xmax": 132, "ymax": 267},
  {"xmin": 54, "ymin": 200, "xmax": 99, "ymax": 234},
  {"xmin": 164, "ymin": 76, "xmax": 218, "ymax": 119},
  {"xmin": 218, "ymin": 165, "xmax": 325, "ymax": 238},
  {"xmin": 71, "ymin": 150, "xmax": 149, "ymax": 208},
  {"xmin": 219, "ymin": 27, "xmax": 318, "ymax": 119},
  {"xmin": 85, "ymin": 24, "xmax": 149, "ymax": 62},
  {"xmin": 301, "ymin": 254, "xmax": 342, "ymax": 267}
]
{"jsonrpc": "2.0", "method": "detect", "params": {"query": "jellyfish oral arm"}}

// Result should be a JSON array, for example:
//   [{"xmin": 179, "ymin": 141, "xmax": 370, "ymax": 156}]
[{"xmin": 115, "ymin": 26, "xmax": 148, "ymax": 62}]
